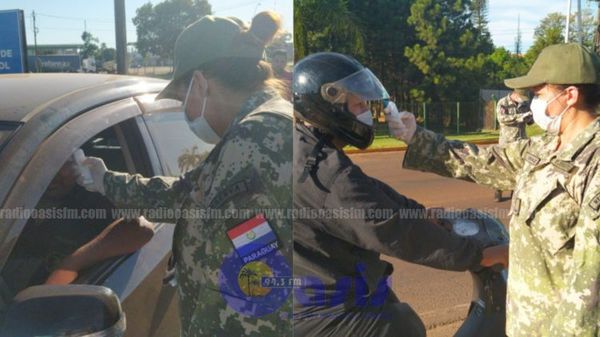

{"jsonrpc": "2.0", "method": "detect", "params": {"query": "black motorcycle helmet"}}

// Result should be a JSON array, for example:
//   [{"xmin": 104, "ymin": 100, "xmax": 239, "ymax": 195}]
[{"xmin": 293, "ymin": 52, "xmax": 389, "ymax": 149}]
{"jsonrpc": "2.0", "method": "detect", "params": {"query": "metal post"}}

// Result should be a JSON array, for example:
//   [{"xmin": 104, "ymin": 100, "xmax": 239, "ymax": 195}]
[
  {"xmin": 566, "ymin": 0, "xmax": 572, "ymax": 43},
  {"xmin": 32, "ymin": 11, "xmax": 38, "ymax": 56},
  {"xmin": 423, "ymin": 102, "xmax": 427, "ymax": 129},
  {"xmin": 114, "ymin": 0, "xmax": 127, "ymax": 74},
  {"xmin": 492, "ymin": 95, "xmax": 497, "ymax": 130},
  {"xmin": 456, "ymin": 102, "xmax": 460, "ymax": 135},
  {"xmin": 577, "ymin": 0, "xmax": 583, "ymax": 44}
]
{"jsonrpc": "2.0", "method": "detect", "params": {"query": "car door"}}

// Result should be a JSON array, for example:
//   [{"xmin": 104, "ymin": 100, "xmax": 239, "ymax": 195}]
[
  {"xmin": 0, "ymin": 97, "xmax": 179, "ymax": 337},
  {"xmin": 135, "ymin": 95, "xmax": 214, "ymax": 177}
]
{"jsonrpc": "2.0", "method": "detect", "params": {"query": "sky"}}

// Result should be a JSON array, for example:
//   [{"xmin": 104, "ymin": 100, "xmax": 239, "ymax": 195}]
[
  {"xmin": 0, "ymin": 0, "xmax": 597, "ymax": 52},
  {"xmin": 488, "ymin": 0, "xmax": 597, "ymax": 52},
  {"xmin": 0, "ymin": 0, "xmax": 293, "ymax": 48}
]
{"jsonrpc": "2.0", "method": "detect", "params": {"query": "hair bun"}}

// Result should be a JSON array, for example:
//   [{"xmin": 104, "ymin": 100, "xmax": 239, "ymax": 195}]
[{"xmin": 249, "ymin": 11, "xmax": 282, "ymax": 45}]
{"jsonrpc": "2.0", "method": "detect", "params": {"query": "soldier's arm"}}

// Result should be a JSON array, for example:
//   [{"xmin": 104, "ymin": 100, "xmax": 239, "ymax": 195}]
[
  {"xmin": 496, "ymin": 102, "xmax": 521, "ymax": 126},
  {"xmin": 102, "ymin": 166, "xmax": 199, "ymax": 222},
  {"xmin": 322, "ymin": 166, "xmax": 482, "ymax": 271},
  {"xmin": 548, "ymin": 163, "xmax": 600, "ymax": 337},
  {"xmin": 403, "ymin": 126, "xmax": 529, "ymax": 191}
]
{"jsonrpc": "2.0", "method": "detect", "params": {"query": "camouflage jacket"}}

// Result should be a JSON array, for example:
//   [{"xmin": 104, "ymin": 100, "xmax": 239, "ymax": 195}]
[
  {"xmin": 496, "ymin": 95, "xmax": 528, "ymax": 145},
  {"xmin": 103, "ymin": 88, "xmax": 293, "ymax": 337},
  {"xmin": 403, "ymin": 119, "xmax": 600, "ymax": 337}
]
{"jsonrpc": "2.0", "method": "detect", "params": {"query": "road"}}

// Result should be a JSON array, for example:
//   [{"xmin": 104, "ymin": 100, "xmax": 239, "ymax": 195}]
[{"xmin": 350, "ymin": 150, "xmax": 511, "ymax": 337}]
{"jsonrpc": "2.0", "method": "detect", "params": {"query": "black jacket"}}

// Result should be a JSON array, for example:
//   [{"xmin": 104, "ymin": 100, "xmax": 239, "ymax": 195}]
[{"xmin": 293, "ymin": 123, "xmax": 483, "ymax": 306}]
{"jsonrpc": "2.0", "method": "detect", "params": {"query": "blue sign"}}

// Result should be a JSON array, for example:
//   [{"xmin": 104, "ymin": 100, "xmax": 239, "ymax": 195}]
[{"xmin": 0, "ymin": 10, "xmax": 27, "ymax": 74}]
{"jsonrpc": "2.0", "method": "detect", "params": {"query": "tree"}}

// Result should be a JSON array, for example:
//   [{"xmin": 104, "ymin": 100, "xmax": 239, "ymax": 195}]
[
  {"xmin": 486, "ymin": 47, "xmax": 528, "ymax": 88},
  {"xmin": 405, "ymin": 0, "xmax": 494, "ymax": 102},
  {"xmin": 177, "ymin": 145, "xmax": 209, "ymax": 173},
  {"xmin": 346, "ymin": 0, "xmax": 421, "ymax": 103},
  {"xmin": 525, "ymin": 10, "xmax": 596, "ymax": 65},
  {"xmin": 294, "ymin": 0, "xmax": 365, "ymax": 60},
  {"xmin": 96, "ymin": 43, "xmax": 116, "ymax": 65},
  {"xmin": 81, "ymin": 31, "xmax": 99, "ymax": 59},
  {"xmin": 133, "ymin": 0, "xmax": 212, "ymax": 61},
  {"xmin": 594, "ymin": 0, "xmax": 600, "ymax": 54},
  {"xmin": 470, "ymin": 0, "xmax": 489, "ymax": 33}
]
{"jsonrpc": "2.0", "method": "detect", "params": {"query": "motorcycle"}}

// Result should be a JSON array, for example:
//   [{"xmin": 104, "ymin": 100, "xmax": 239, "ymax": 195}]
[{"xmin": 440, "ymin": 208, "xmax": 509, "ymax": 337}]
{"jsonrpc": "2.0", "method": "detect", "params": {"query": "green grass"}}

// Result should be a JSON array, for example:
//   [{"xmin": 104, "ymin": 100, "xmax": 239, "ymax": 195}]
[{"xmin": 346, "ymin": 124, "xmax": 546, "ymax": 151}]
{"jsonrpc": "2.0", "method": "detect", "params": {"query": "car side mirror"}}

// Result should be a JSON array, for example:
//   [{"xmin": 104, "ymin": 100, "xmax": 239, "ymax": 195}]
[{"xmin": 0, "ymin": 284, "xmax": 126, "ymax": 337}]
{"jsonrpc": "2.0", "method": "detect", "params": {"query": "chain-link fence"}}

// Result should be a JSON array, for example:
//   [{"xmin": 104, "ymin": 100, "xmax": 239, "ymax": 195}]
[{"xmin": 372, "ymin": 101, "xmax": 483, "ymax": 137}]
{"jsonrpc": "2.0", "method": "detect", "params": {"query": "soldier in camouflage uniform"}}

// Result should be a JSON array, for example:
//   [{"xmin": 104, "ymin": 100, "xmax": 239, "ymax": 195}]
[
  {"xmin": 76, "ymin": 12, "xmax": 292, "ymax": 337},
  {"xmin": 494, "ymin": 89, "xmax": 532, "ymax": 201},
  {"xmin": 388, "ymin": 43, "xmax": 600, "ymax": 337},
  {"xmin": 496, "ymin": 89, "xmax": 531, "ymax": 146}
]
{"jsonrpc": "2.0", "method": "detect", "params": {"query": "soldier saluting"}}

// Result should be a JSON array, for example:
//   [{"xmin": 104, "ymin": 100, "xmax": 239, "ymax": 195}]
[{"xmin": 494, "ymin": 88, "xmax": 532, "ymax": 201}]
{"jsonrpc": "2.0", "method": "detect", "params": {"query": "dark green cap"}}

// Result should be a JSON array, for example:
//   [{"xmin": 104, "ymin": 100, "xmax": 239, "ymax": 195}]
[
  {"xmin": 156, "ymin": 15, "xmax": 266, "ymax": 100},
  {"xmin": 505, "ymin": 43, "xmax": 600, "ymax": 89}
]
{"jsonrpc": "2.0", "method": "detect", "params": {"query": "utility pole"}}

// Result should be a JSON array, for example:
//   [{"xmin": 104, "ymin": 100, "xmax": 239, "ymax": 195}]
[
  {"xmin": 566, "ymin": 0, "xmax": 572, "ymax": 43},
  {"xmin": 576, "ymin": 0, "xmax": 583, "ymax": 44},
  {"xmin": 32, "ymin": 10, "xmax": 38, "ymax": 56},
  {"xmin": 515, "ymin": 14, "xmax": 522, "ymax": 55},
  {"xmin": 114, "ymin": 0, "xmax": 127, "ymax": 74}
]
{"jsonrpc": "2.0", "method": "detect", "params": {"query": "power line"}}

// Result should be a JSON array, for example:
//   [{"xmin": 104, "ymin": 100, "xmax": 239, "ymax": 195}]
[
  {"xmin": 35, "ymin": 12, "xmax": 114, "ymax": 23},
  {"xmin": 37, "ymin": 26, "xmax": 137, "ymax": 33}
]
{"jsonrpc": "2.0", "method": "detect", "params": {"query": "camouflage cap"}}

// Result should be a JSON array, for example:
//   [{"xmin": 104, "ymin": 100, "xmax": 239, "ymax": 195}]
[
  {"xmin": 505, "ymin": 43, "xmax": 600, "ymax": 89},
  {"xmin": 156, "ymin": 15, "xmax": 265, "ymax": 100}
]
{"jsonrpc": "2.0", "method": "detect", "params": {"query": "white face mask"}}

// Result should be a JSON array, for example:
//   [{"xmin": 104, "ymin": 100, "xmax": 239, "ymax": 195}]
[
  {"xmin": 183, "ymin": 77, "xmax": 221, "ymax": 144},
  {"xmin": 356, "ymin": 109, "xmax": 373, "ymax": 126},
  {"xmin": 530, "ymin": 90, "xmax": 569, "ymax": 134}
]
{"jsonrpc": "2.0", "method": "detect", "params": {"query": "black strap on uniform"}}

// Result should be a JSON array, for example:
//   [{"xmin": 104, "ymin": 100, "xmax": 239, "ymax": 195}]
[{"xmin": 298, "ymin": 136, "xmax": 328, "ymax": 183}]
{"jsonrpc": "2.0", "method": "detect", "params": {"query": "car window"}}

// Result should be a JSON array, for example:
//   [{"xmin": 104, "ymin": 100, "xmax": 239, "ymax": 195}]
[
  {"xmin": 143, "ymin": 110, "xmax": 213, "ymax": 176},
  {"xmin": 81, "ymin": 127, "xmax": 128, "ymax": 172},
  {"xmin": 1, "ymin": 124, "xmax": 135, "ymax": 296}
]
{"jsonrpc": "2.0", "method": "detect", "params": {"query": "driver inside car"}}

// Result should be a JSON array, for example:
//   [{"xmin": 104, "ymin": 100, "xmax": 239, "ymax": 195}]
[{"xmin": 2, "ymin": 158, "xmax": 154, "ymax": 292}]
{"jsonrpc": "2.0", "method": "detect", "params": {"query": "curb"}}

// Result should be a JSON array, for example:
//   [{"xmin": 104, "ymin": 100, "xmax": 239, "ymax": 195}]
[{"xmin": 345, "ymin": 138, "xmax": 499, "ymax": 154}]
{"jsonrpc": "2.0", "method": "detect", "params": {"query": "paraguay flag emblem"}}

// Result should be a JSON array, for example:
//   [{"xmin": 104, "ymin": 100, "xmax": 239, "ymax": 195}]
[{"xmin": 227, "ymin": 214, "xmax": 279, "ymax": 263}]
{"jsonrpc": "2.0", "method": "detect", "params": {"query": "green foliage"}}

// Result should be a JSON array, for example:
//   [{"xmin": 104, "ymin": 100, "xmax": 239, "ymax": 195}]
[
  {"xmin": 525, "ymin": 10, "xmax": 596, "ymax": 65},
  {"xmin": 405, "ymin": 0, "xmax": 494, "ymax": 101},
  {"xmin": 486, "ymin": 47, "xmax": 528, "ymax": 88},
  {"xmin": 80, "ymin": 31, "xmax": 99, "ymax": 59},
  {"xmin": 294, "ymin": 0, "xmax": 595, "ymax": 104},
  {"xmin": 96, "ymin": 43, "xmax": 116, "ymax": 65},
  {"xmin": 470, "ymin": 0, "xmax": 488, "ymax": 32},
  {"xmin": 132, "ymin": 0, "xmax": 212, "ymax": 60},
  {"xmin": 294, "ymin": 0, "xmax": 365, "ymax": 60}
]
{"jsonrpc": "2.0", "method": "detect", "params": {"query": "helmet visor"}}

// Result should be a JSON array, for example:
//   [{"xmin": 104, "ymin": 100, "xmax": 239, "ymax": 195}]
[{"xmin": 321, "ymin": 68, "xmax": 390, "ymax": 104}]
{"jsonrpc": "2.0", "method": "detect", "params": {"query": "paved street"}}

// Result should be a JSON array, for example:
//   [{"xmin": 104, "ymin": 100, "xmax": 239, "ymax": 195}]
[{"xmin": 350, "ymin": 150, "xmax": 511, "ymax": 337}]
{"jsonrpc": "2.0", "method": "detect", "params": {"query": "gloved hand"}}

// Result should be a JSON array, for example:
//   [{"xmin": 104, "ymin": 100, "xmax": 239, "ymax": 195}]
[
  {"xmin": 73, "ymin": 156, "xmax": 108, "ymax": 195},
  {"xmin": 384, "ymin": 101, "xmax": 417, "ymax": 143}
]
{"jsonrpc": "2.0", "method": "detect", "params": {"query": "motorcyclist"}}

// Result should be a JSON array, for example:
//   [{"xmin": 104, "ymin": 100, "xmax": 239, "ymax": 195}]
[{"xmin": 292, "ymin": 52, "xmax": 508, "ymax": 337}]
